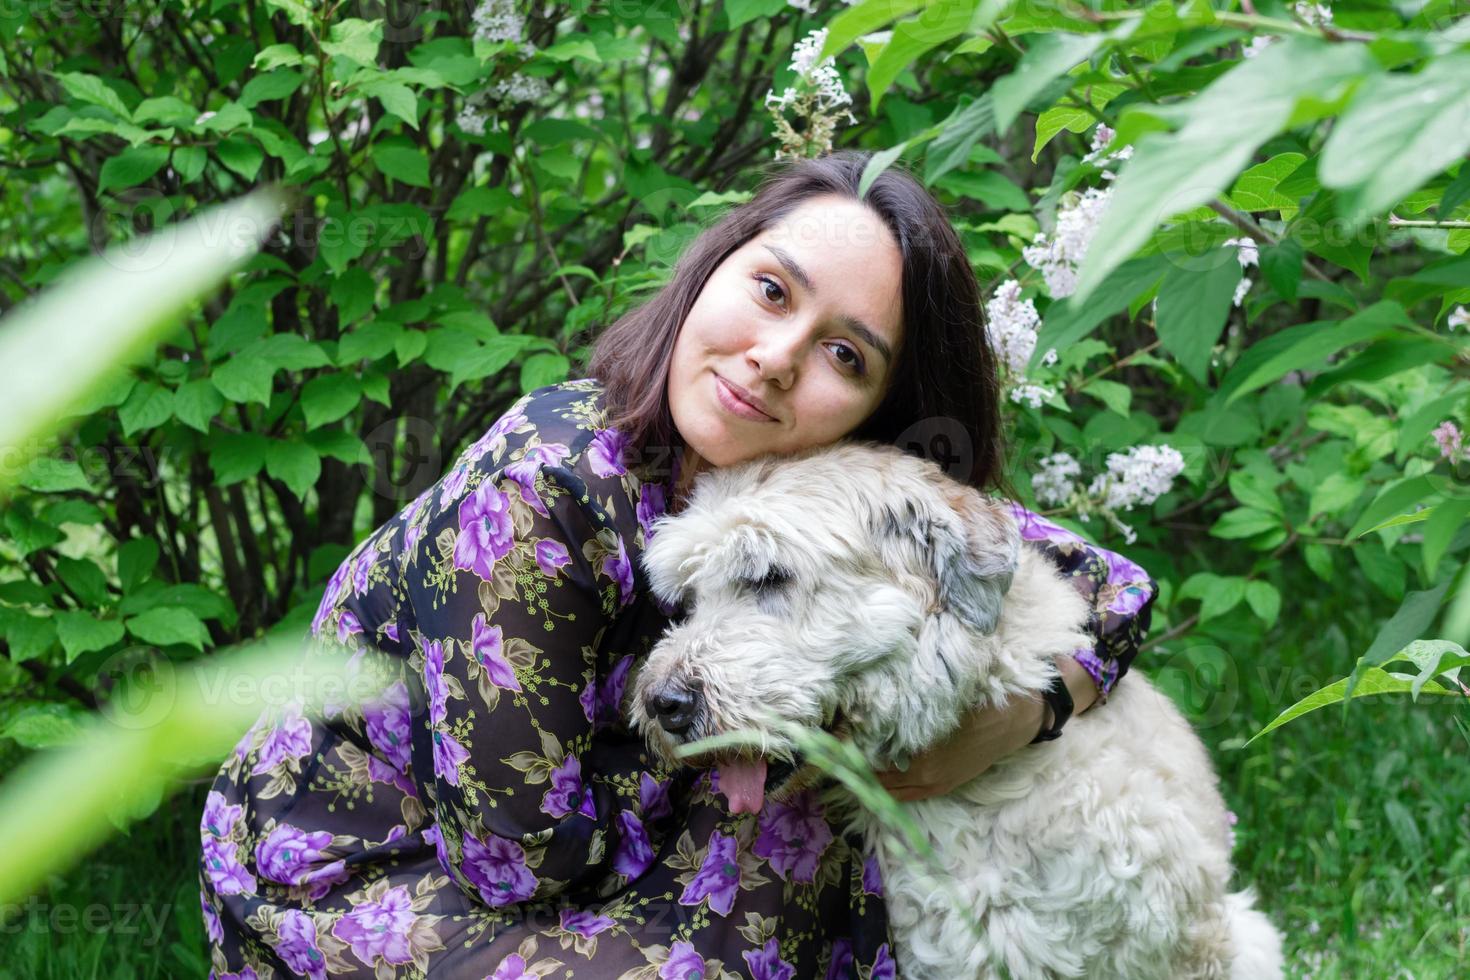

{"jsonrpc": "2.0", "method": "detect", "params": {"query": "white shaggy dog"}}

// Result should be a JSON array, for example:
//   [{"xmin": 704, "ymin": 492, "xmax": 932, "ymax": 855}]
[{"xmin": 627, "ymin": 442, "xmax": 1284, "ymax": 980}]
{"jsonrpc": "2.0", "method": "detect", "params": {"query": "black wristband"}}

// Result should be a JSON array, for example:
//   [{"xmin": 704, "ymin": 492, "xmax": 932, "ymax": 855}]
[{"xmin": 1030, "ymin": 668, "xmax": 1074, "ymax": 743}]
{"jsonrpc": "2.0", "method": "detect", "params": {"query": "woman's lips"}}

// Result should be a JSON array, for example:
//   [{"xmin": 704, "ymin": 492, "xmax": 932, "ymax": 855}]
[{"xmin": 715, "ymin": 374, "xmax": 775, "ymax": 422}]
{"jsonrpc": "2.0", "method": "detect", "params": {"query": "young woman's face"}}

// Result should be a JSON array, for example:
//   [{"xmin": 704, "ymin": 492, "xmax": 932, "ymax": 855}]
[{"xmin": 668, "ymin": 193, "xmax": 905, "ymax": 478}]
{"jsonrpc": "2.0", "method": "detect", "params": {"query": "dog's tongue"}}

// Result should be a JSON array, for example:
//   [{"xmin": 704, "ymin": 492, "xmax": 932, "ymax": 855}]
[{"xmin": 717, "ymin": 758, "xmax": 767, "ymax": 814}]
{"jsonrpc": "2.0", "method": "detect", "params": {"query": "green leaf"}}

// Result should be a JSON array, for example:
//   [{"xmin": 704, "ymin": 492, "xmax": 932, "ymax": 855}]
[
  {"xmin": 173, "ymin": 379, "xmax": 224, "ymax": 433},
  {"xmin": 239, "ymin": 70, "xmax": 305, "ymax": 109},
  {"xmin": 358, "ymin": 79, "xmax": 418, "ymax": 129},
  {"xmin": 1246, "ymin": 666, "xmax": 1456, "ymax": 746},
  {"xmin": 934, "ymin": 169, "xmax": 1029, "ymax": 211},
  {"xmin": 196, "ymin": 102, "xmax": 252, "ymax": 133},
  {"xmin": 98, "ymin": 145, "xmax": 170, "ymax": 193},
  {"xmin": 1222, "ymin": 301, "xmax": 1414, "ymax": 405},
  {"xmin": 821, "ymin": 0, "xmax": 924, "ymax": 58},
  {"xmin": 208, "ymin": 431, "xmax": 269, "ymax": 485},
  {"xmin": 539, "ymin": 36, "xmax": 602, "ymax": 61},
  {"xmin": 2, "ymin": 611, "xmax": 57, "ymax": 662},
  {"xmin": 1227, "ymin": 152, "xmax": 1306, "ymax": 212},
  {"xmin": 1320, "ymin": 53, "xmax": 1470, "ymax": 225},
  {"xmin": 212, "ymin": 355, "xmax": 276, "ymax": 407},
  {"xmin": 305, "ymin": 428, "xmax": 370, "ymax": 465},
  {"xmin": 253, "ymin": 43, "xmax": 306, "ymax": 70},
  {"xmin": 1, "ymin": 704, "xmax": 89, "ymax": 749},
  {"xmin": 117, "ymin": 538, "xmax": 160, "ymax": 592},
  {"xmin": 1032, "ymin": 103, "xmax": 1093, "ymax": 162},
  {"xmin": 125, "ymin": 606, "xmax": 209, "ymax": 651},
  {"xmin": 1259, "ymin": 238, "xmax": 1303, "ymax": 300},
  {"xmin": 520, "ymin": 352, "xmax": 571, "ymax": 394},
  {"xmin": 1424, "ymin": 496, "xmax": 1470, "ymax": 579},
  {"xmin": 1348, "ymin": 475, "xmax": 1440, "ymax": 540},
  {"xmin": 1229, "ymin": 469, "xmax": 1283, "ymax": 516},
  {"xmin": 262, "ymin": 0, "xmax": 314, "ymax": 29},
  {"xmin": 55, "ymin": 611, "xmax": 125, "ymax": 663},
  {"xmin": 992, "ymin": 30, "xmax": 1110, "ymax": 135},
  {"xmin": 1348, "ymin": 579, "xmax": 1455, "ymax": 702},
  {"xmin": 19, "ymin": 458, "xmax": 93, "ymax": 494},
  {"xmin": 54, "ymin": 556, "xmax": 110, "ymax": 607},
  {"xmin": 1154, "ymin": 256, "xmax": 1242, "ymax": 383},
  {"xmin": 54, "ymin": 71, "xmax": 131, "ymax": 119},
  {"xmin": 925, "ymin": 95, "xmax": 994, "ymax": 186},
  {"xmin": 1177, "ymin": 572, "xmax": 1247, "ymax": 623},
  {"xmin": 1210, "ymin": 507, "xmax": 1281, "ymax": 540},
  {"xmin": 867, "ymin": 0, "xmax": 982, "ymax": 113},
  {"xmin": 117, "ymin": 381, "xmax": 174, "ymax": 436},
  {"xmin": 1074, "ymin": 39, "xmax": 1376, "ymax": 303},
  {"xmin": 1031, "ymin": 255, "xmax": 1170, "ymax": 365},
  {"xmin": 322, "ymin": 18, "xmax": 382, "ymax": 66},
  {"xmin": 860, "ymin": 141, "xmax": 910, "ymax": 200},
  {"xmin": 171, "ymin": 145, "xmax": 208, "ymax": 183},
  {"xmin": 1244, "ymin": 581, "xmax": 1281, "ymax": 629},
  {"xmin": 1081, "ymin": 379, "xmax": 1130, "ymax": 417},
  {"xmin": 300, "ymin": 373, "xmax": 362, "ymax": 428},
  {"xmin": 371, "ymin": 142, "xmax": 431, "ymax": 188},
  {"xmin": 215, "ymin": 136, "xmax": 264, "ymax": 181},
  {"xmin": 265, "ymin": 440, "xmax": 321, "ymax": 500}
]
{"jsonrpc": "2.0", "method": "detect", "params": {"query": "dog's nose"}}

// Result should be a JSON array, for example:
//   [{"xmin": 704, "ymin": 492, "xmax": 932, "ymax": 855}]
[{"xmin": 646, "ymin": 683, "xmax": 700, "ymax": 736}]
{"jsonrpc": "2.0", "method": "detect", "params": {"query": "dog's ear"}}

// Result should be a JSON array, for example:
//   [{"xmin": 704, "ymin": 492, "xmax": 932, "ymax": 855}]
[
  {"xmin": 878, "ymin": 477, "xmax": 1020, "ymax": 634},
  {"xmin": 640, "ymin": 515, "xmax": 699, "ymax": 608}
]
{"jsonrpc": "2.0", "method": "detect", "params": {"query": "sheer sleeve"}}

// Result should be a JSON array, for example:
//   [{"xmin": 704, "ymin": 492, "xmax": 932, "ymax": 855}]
[
  {"xmin": 1006, "ymin": 503, "xmax": 1159, "ymax": 703},
  {"xmin": 401, "ymin": 449, "xmax": 637, "ymax": 908}
]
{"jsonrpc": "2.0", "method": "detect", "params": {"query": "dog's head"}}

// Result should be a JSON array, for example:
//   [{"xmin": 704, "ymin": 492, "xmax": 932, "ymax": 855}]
[{"xmin": 626, "ymin": 441, "xmax": 1026, "ymax": 815}]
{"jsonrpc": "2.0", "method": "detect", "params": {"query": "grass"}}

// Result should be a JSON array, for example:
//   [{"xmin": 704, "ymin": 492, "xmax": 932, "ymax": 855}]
[{"xmin": 4, "ymin": 673, "xmax": 1465, "ymax": 978}]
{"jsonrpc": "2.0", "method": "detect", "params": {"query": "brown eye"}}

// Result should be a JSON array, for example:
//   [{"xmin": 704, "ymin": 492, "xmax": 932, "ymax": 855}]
[
  {"xmin": 829, "ymin": 342, "xmax": 866, "ymax": 375},
  {"xmin": 756, "ymin": 274, "xmax": 785, "ymax": 306}
]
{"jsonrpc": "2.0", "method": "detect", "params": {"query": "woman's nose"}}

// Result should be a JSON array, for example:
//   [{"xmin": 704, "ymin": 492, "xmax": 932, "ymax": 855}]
[{"xmin": 746, "ymin": 325, "xmax": 803, "ymax": 390}]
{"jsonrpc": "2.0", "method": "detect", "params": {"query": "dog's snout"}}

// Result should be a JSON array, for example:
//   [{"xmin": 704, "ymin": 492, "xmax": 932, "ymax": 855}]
[{"xmin": 645, "ymin": 682, "xmax": 701, "ymax": 736}]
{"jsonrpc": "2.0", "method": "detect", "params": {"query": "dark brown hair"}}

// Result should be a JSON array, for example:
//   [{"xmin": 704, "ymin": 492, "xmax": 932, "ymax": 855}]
[{"xmin": 584, "ymin": 148, "xmax": 1010, "ymax": 495}]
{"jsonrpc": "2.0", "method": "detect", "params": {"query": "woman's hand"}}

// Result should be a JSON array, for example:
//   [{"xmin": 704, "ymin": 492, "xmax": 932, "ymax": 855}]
[{"xmin": 871, "ymin": 654, "xmax": 1100, "ymax": 802}]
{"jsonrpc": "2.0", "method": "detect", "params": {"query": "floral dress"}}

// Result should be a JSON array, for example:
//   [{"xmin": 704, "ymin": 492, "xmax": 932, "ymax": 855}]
[{"xmin": 199, "ymin": 378, "xmax": 1158, "ymax": 980}]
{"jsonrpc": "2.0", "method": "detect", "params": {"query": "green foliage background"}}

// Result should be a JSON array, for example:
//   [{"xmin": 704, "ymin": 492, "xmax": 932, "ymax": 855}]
[{"xmin": 1, "ymin": 0, "xmax": 1468, "ymax": 975}]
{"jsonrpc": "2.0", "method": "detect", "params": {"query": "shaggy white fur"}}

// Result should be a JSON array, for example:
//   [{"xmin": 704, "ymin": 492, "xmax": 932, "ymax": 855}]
[{"xmin": 628, "ymin": 442, "xmax": 1284, "ymax": 979}]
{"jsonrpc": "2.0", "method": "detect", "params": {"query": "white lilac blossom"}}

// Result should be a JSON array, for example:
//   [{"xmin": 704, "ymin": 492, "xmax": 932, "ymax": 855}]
[
  {"xmin": 1244, "ymin": 2, "xmax": 1332, "ymax": 58},
  {"xmin": 1086, "ymin": 445, "xmax": 1186, "ymax": 513},
  {"xmin": 472, "ymin": 0, "xmax": 524, "ymax": 44},
  {"xmin": 788, "ymin": 0, "xmax": 817, "ymax": 11},
  {"xmin": 1233, "ymin": 277, "xmax": 1253, "ymax": 308},
  {"xmin": 1223, "ymin": 238, "xmax": 1257, "ymax": 308},
  {"xmin": 985, "ymin": 280, "xmax": 1057, "ymax": 408},
  {"xmin": 1448, "ymin": 306, "xmax": 1470, "ymax": 330},
  {"xmin": 1080, "ymin": 124, "xmax": 1134, "ymax": 179},
  {"xmin": 1033, "ymin": 453, "xmax": 1081, "ymax": 507},
  {"xmin": 1433, "ymin": 421, "xmax": 1467, "ymax": 462},
  {"xmin": 1022, "ymin": 186, "xmax": 1112, "ymax": 299},
  {"xmin": 765, "ymin": 28, "xmax": 859, "ymax": 159}
]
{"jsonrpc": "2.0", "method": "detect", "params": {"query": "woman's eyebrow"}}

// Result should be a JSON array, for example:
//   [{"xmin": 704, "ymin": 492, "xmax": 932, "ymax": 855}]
[{"xmin": 761, "ymin": 243, "xmax": 893, "ymax": 366}]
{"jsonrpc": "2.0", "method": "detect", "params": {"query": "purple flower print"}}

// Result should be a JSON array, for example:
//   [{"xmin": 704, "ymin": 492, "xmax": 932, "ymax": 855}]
[
  {"xmin": 453, "ymin": 482, "xmax": 516, "ymax": 581},
  {"xmin": 541, "ymin": 754, "xmax": 596, "ymax": 820},
  {"xmin": 255, "ymin": 824, "xmax": 349, "ymax": 898},
  {"xmin": 464, "ymin": 408, "xmax": 528, "ymax": 465},
  {"xmin": 488, "ymin": 953, "xmax": 536, "ymax": 980},
  {"xmin": 534, "ymin": 539, "xmax": 571, "ymax": 578},
  {"xmin": 461, "ymin": 831, "xmax": 538, "ymax": 907},
  {"xmin": 432, "ymin": 728, "xmax": 470, "ymax": 786},
  {"xmin": 601, "ymin": 536, "xmax": 635, "ymax": 609},
  {"xmin": 1105, "ymin": 583, "xmax": 1150, "ymax": 618},
  {"xmin": 202, "ymin": 835, "xmax": 256, "ymax": 896},
  {"xmin": 438, "ymin": 465, "xmax": 470, "ymax": 510},
  {"xmin": 471, "ymin": 613, "xmax": 520, "ymax": 692},
  {"xmin": 366, "ymin": 756, "xmax": 416, "ymax": 798},
  {"xmin": 679, "ymin": 829, "xmax": 741, "ymax": 916},
  {"xmin": 331, "ymin": 884, "xmax": 418, "ymax": 967},
  {"xmin": 579, "ymin": 674, "xmax": 597, "ymax": 724},
  {"xmin": 423, "ymin": 824, "xmax": 454, "ymax": 878},
  {"xmin": 861, "ymin": 854, "xmax": 883, "ymax": 898},
  {"xmin": 753, "ymin": 790, "xmax": 832, "ymax": 883},
  {"xmin": 364, "ymin": 681, "xmax": 412, "ymax": 773},
  {"xmin": 384, "ymin": 619, "xmax": 400, "ymax": 644},
  {"xmin": 637, "ymin": 482, "xmax": 667, "ymax": 541},
  {"xmin": 559, "ymin": 907, "xmax": 615, "ymax": 938},
  {"xmin": 252, "ymin": 706, "xmax": 313, "ymax": 776},
  {"xmin": 274, "ymin": 909, "xmax": 328, "ymax": 980},
  {"xmin": 660, "ymin": 940, "xmax": 707, "ymax": 980},
  {"xmin": 350, "ymin": 547, "xmax": 377, "ymax": 598},
  {"xmin": 403, "ymin": 489, "xmax": 431, "ymax": 558},
  {"xmin": 423, "ymin": 639, "xmax": 448, "ymax": 725},
  {"xmin": 744, "ymin": 937, "xmax": 796, "ymax": 980},
  {"xmin": 200, "ymin": 890, "xmax": 223, "ymax": 944},
  {"xmin": 1073, "ymin": 646, "xmax": 1117, "ymax": 693},
  {"xmin": 336, "ymin": 608, "xmax": 362, "ymax": 643},
  {"xmin": 201, "ymin": 790, "xmax": 243, "ymax": 839},
  {"xmin": 824, "ymin": 937, "xmax": 853, "ymax": 980},
  {"xmin": 596, "ymin": 654, "xmax": 634, "ymax": 728},
  {"xmin": 503, "ymin": 443, "xmax": 571, "ymax": 517},
  {"xmin": 639, "ymin": 771, "xmax": 672, "ymax": 822},
  {"xmin": 612, "ymin": 810, "xmax": 653, "ymax": 879},
  {"xmin": 871, "ymin": 942, "xmax": 897, "ymax": 980},
  {"xmin": 587, "ymin": 428, "xmax": 629, "ymax": 478},
  {"xmin": 310, "ymin": 560, "xmax": 351, "ymax": 637},
  {"xmin": 214, "ymin": 970, "xmax": 260, "ymax": 980}
]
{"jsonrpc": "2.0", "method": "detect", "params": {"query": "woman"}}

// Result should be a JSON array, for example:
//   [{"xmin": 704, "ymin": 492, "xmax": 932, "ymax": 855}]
[{"xmin": 200, "ymin": 150, "xmax": 1158, "ymax": 979}]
